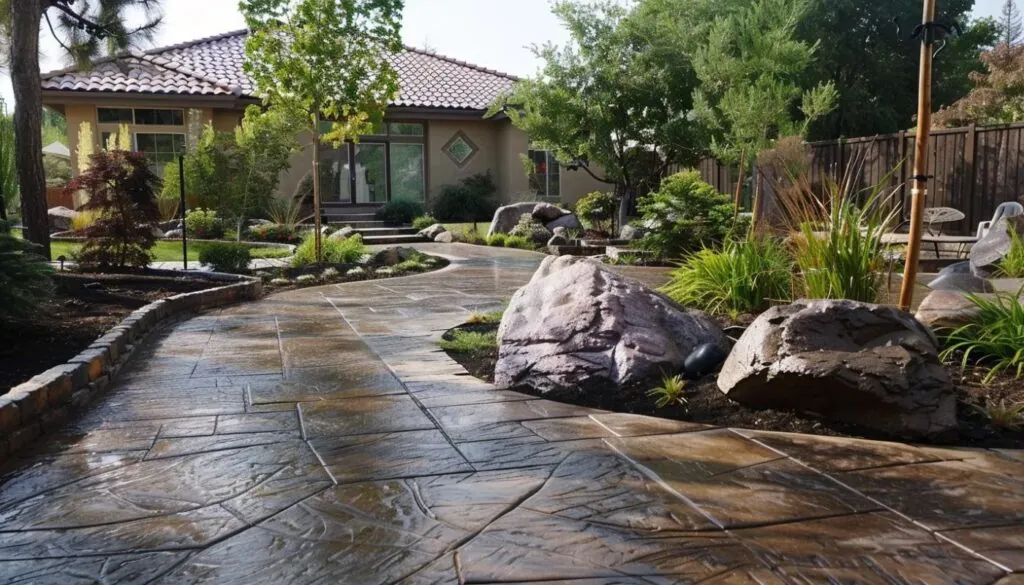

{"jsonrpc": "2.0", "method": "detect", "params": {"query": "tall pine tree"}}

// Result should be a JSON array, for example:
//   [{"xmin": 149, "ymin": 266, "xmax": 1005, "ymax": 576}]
[{"xmin": 1003, "ymin": 0, "xmax": 1022, "ymax": 46}]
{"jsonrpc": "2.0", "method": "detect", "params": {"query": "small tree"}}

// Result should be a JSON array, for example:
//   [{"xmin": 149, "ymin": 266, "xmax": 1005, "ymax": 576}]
[
  {"xmin": 934, "ymin": 43, "xmax": 1024, "ymax": 127},
  {"xmin": 1004, "ymin": 0, "xmax": 1023, "ymax": 47},
  {"xmin": 637, "ymin": 171, "xmax": 738, "ymax": 259},
  {"xmin": 241, "ymin": 0, "xmax": 403, "ymax": 261},
  {"xmin": 68, "ymin": 150, "xmax": 161, "ymax": 269}
]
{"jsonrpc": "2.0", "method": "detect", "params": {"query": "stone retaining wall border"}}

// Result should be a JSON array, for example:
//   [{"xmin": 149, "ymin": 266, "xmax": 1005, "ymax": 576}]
[{"xmin": 0, "ymin": 272, "xmax": 262, "ymax": 463}]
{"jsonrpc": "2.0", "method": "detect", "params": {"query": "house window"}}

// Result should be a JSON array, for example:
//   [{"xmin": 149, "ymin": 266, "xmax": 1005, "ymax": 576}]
[
  {"xmin": 443, "ymin": 131, "xmax": 477, "ymax": 168},
  {"xmin": 98, "ymin": 107, "xmax": 184, "ymax": 126},
  {"xmin": 323, "ymin": 121, "xmax": 426, "ymax": 203},
  {"xmin": 135, "ymin": 133, "xmax": 186, "ymax": 174},
  {"xmin": 528, "ymin": 149, "xmax": 560, "ymax": 199}
]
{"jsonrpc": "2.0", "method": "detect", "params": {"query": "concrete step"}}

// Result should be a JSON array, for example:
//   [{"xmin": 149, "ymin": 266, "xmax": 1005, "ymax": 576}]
[
  {"xmin": 324, "ymin": 213, "xmax": 380, "ymax": 222},
  {"xmin": 361, "ymin": 234, "xmax": 430, "ymax": 245},
  {"xmin": 329, "ymin": 220, "xmax": 387, "ymax": 229},
  {"xmin": 356, "ymin": 227, "xmax": 419, "ymax": 236}
]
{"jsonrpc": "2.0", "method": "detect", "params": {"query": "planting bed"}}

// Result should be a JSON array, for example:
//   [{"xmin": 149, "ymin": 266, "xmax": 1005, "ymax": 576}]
[
  {"xmin": 0, "ymin": 273, "xmax": 219, "ymax": 395},
  {"xmin": 442, "ymin": 320, "xmax": 1024, "ymax": 449}
]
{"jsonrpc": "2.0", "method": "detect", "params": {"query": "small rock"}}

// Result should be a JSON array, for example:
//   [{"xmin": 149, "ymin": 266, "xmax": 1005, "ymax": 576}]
[
  {"xmin": 532, "ymin": 202, "xmax": 570, "ymax": 223},
  {"xmin": 434, "ymin": 231, "xmax": 454, "ymax": 243},
  {"xmin": 328, "ymin": 226, "xmax": 355, "ymax": 241},
  {"xmin": 552, "ymin": 226, "xmax": 568, "ymax": 237},
  {"xmin": 547, "ymin": 234, "xmax": 569, "ymax": 246},
  {"xmin": 544, "ymin": 214, "xmax": 583, "ymax": 232},
  {"xmin": 372, "ymin": 246, "xmax": 419, "ymax": 266},
  {"xmin": 270, "ymin": 278, "xmax": 291, "ymax": 286},
  {"xmin": 683, "ymin": 343, "xmax": 728, "ymax": 378},
  {"xmin": 927, "ymin": 272, "xmax": 994, "ymax": 294},
  {"xmin": 419, "ymin": 223, "xmax": 448, "ymax": 240},
  {"xmin": 915, "ymin": 290, "xmax": 983, "ymax": 330},
  {"xmin": 151, "ymin": 226, "xmax": 166, "ymax": 239}
]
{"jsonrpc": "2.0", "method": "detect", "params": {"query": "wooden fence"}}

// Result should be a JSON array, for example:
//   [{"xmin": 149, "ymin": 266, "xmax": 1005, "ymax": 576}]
[{"xmin": 697, "ymin": 122, "xmax": 1024, "ymax": 235}]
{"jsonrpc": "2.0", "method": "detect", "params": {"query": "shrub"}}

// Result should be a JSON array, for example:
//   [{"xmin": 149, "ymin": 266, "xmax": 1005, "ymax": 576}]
[
  {"xmin": 247, "ymin": 223, "xmax": 301, "ymax": 244},
  {"xmin": 637, "ymin": 172, "xmax": 736, "ymax": 259},
  {"xmin": 412, "ymin": 214, "xmax": 438, "ymax": 230},
  {"xmin": 455, "ymin": 229, "xmax": 486, "ymax": 245},
  {"xmin": 185, "ymin": 208, "xmax": 225, "ymax": 239},
  {"xmin": 199, "ymin": 242, "xmax": 251, "ymax": 273},
  {"xmin": 0, "ymin": 231, "xmax": 54, "ymax": 320},
  {"xmin": 292, "ymin": 233, "xmax": 367, "ymax": 267},
  {"xmin": 509, "ymin": 213, "xmax": 550, "ymax": 244},
  {"xmin": 321, "ymin": 267, "xmax": 341, "ymax": 281},
  {"xmin": 432, "ymin": 171, "xmax": 498, "ymax": 224},
  {"xmin": 661, "ymin": 238, "xmax": 794, "ymax": 317},
  {"xmin": 941, "ymin": 287, "xmax": 1024, "ymax": 383},
  {"xmin": 376, "ymin": 200, "xmax": 424, "ymax": 225},
  {"xmin": 998, "ymin": 228, "xmax": 1024, "ymax": 278},
  {"xmin": 503, "ymin": 235, "xmax": 533, "ymax": 249},
  {"xmin": 296, "ymin": 274, "xmax": 318, "ymax": 285},
  {"xmin": 487, "ymin": 233, "xmax": 508, "ymax": 247},
  {"xmin": 574, "ymin": 191, "xmax": 617, "ymax": 235},
  {"xmin": 67, "ymin": 150, "xmax": 161, "ymax": 269},
  {"xmin": 781, "ymin": 172, "xmax": 899, "ymax": 303},
  {"xmin": 439, "ymin": 329, "xmax": 498, "ymax": 352},
  {"xmin": 466, "ymin": 309, "xmax": 504, "ymax": 325}
]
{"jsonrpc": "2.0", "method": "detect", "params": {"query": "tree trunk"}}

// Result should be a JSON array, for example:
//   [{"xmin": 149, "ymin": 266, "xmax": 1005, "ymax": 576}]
[
  {"xmin": 311, "ymin": 113, "xmax": 322, "ymax": 262},
  {"xmin": 11, "ymin": 0, "xmax": 50, "ymax": 259}
]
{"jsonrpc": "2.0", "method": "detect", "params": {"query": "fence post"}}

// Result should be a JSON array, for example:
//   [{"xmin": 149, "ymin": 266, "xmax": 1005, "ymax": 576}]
[
  {"xmin": 898, "ymin": 130, "xmax": 908, "ymax": 216},
  {"xmin": 964, "ymin": 123, "xmax": 977, "ymax": 231}
]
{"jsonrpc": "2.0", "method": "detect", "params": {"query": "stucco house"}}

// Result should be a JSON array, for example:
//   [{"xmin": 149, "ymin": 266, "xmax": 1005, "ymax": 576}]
[{"xmin": 40, "ymin": 30, "xmax": 605, "ymax": 217}]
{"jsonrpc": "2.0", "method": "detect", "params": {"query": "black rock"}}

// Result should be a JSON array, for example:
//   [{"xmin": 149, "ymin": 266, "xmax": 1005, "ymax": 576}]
[{"xmin": 684, "ymin": 342, "xmax": 729, "ymax": 379}]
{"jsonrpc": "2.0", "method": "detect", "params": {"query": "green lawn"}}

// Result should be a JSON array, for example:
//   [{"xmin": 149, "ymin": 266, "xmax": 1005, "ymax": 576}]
[
  {"xmin": 11, "ymin": 230, "xmax": 291, "ymax": 262},
  {"xmin": 443, "ymin": 222, "xmax": 489, "ymax": 237}
]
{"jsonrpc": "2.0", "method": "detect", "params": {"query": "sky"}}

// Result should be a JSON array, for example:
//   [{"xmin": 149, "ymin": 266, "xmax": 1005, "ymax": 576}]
[{"xmin": 0, "ymin": 0, "xmax": 1008, "ymax": 110}]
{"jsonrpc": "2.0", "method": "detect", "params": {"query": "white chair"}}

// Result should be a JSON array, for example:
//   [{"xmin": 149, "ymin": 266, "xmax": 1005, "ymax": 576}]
[{"xmin": 976, "ymin": 201, "xmax": 1024, "ymax": 239}]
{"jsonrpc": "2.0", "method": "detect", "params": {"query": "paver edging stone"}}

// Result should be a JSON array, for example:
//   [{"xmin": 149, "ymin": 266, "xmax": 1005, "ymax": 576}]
[{"xmin": 0, "ymin": 271, "xmax": 263, "ymax": 464}]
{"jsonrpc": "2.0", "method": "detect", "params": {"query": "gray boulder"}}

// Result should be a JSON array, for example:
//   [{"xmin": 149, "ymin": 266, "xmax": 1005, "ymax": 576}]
[
  {"xmin": 927, "ymin": 272, "xmax": 994, "ymax": 293},
  {"xmin": 916, "ymin": 290, "xmax": 983, "ymax": 330},
  {"xmin": 938, "ymin": 260, "xmax": 972, "ymax": 276},
  {"xmin": 150, "ymin": 226, "xmax": 166, "ymax": 239},
  {"xmin": 532, "ymin": 202, "xmax": 570, "ymax": 223},
  {"xmin": 971, "ymin": 216, "xmax": 1024, "ymax": 277},
  {"xmin": 164, "ymin": 229, "xmax": 183, "ymax": 239},
  {"xmin": 620, "ymin": 224, "xmax": 645, "ymax": 241},
  {"xmin": 418, "ymin": 223, "xmax": 447, "ymax": 240},
  {"xmin": 434, "ymin": 230, "xmax": 454, "ymax": 243},
  {"xmin": 248, "ymin": 218, "xmax": 274, "ymax": 227},
  {"xmin": 545, "ymin": 213, "xmax": 583, "ymax": 232},
  {"xmin": 495, "ymin": 256, "xmax": 729, "ymax": 396},
  {"xmin": 718, "ymin": 299, "xmax": 956, "ymax": 439},
  {"xmin": 328, "ymin": 226, "xmax": 355, "ymax": 241},
  {"xmin": 488, "ymin": 202, "xmax": 542, "ymax": 237},
  {"xmin": 159, "ymin": 220, "xmax": 183, "ymax": 232},
  {"xmin": 48, "ymin": 206, "xmax": 78, "ymax": 231}
]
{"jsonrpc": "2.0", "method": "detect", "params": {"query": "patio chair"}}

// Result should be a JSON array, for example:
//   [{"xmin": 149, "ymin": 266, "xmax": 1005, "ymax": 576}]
[{"xmin": 976, "ymin": 201, "xmax": 1024, "ymax": 239}]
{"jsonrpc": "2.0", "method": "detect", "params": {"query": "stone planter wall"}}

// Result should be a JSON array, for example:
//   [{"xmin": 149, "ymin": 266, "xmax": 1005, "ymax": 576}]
[{"xmin": 0, "ymin": 272, "xmax": 262, "ymax": 463}]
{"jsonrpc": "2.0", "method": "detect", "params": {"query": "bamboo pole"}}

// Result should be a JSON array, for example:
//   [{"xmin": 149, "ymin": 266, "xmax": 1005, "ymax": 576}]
[{"xmin": 898, "ymin": 0, "xmax": 937, "ymax": 312}]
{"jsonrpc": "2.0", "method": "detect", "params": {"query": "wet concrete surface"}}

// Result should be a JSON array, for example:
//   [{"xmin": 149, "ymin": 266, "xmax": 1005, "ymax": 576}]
[{"xmin": 0, "ymin": 244, "xmax": 1021, "ymax": 584}]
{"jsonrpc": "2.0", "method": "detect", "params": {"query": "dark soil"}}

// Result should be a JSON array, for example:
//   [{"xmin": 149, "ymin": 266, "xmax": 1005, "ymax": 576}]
[
  {"xmin": 0, "ymin": 273, "xmax": 217, "ymax": 395},
  {"xmin": 441, "ymin": 322, "xmax": 1024, "ymax": 449}
]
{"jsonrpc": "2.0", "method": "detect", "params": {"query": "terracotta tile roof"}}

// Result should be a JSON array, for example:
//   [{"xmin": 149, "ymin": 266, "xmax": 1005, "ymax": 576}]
[{"xmin": 41, "ymin": 30, "xmax": 518, "ymax": 110}]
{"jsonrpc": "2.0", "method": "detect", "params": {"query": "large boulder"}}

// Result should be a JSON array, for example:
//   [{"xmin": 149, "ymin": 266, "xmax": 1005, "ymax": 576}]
[
  {"xmin": 488, "ymin": 202, "xmax": 542, "ymax": 237},
  {"xmin": 495, "ymin": 256, "xmax": 729, "ymax": 396},
  {"xmin": 372, "ymin": 246, "xmax": 419, "ymax": 266},
  {"xmin": 544, "ymin": 213, "xmax": 583, "ymax": 232},
  {"xmin": 532, "ymin": 202, "xmax": 570, "ymax": 223},
  {"xmin": 547, "ymin": 233, "xmax": 570, "ymax": 247},
  {"xmin": 718, "ymin": 299, "xmax": 956, "ymax": 439},
  {"xmin": 418, "ymin": 223, "xmax": 447, "ymax": 240},
  {"xmin": 434, "ymin": 230, "xmax": 454, "ymax": 243},
  {"xmin": 971, "ymin": 216, "xmax": 1024, "ymax": 277},
  {"xmin": 48, "ymin": 206, "xmax": 78, "ymax": 231}
]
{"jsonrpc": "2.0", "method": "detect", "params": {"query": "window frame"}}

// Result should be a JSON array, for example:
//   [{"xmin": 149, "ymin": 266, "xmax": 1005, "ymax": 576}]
[
  {"xmin": 97, "ymin": 107, "xmax": 185, "ymax": 127},
  {"xmin": 528, "ymin": 148, "xmax": 561, "ymax": 200},
  {"xmin": 321, "ymin": 120, "xmax": 427, "ymax": 204}
]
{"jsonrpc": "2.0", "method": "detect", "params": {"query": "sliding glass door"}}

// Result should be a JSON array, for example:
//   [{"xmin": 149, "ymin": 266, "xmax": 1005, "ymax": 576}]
[
  {"xmin": 354, "ymin": 143, "xmax": 388, "ymax": 204},
  {"xmin": 321, "ymin": 121, "xmax": 426, "ymax": 205}
]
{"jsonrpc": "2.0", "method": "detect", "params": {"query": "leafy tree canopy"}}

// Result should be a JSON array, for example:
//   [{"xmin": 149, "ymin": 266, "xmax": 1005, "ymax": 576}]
[
  {"xmin": 490, "ymin": 0, "xmax": 705, "ymax": 198},
  {"xmin": 933, "ymin": 43, "xmax": 1024, "ymax": 127}
]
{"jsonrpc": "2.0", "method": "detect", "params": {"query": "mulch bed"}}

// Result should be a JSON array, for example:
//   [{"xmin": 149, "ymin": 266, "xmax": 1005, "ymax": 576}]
[
  {"xmin": 442, "ymin": 322, "xmax": 1024, "ymax": 449},
  {"xmin": 0, "ymin": 273, "xmax": 218, "ymax": 395}
]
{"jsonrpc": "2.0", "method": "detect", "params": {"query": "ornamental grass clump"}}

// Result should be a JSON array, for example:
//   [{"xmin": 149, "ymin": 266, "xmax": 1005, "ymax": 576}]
[
  {"xmin": 292, "ymin": 233, "xmax": 366, "ymax": 267},
  {"xmin": 779, "ymin": 162, "xmax": 900, "ymax": 304},
  {"xmin": 998, "ymin": 228, "xmax": 1024, "ymax": 278},
  {"xmin": 661, "ymin": 237, "xmax": 794, "ymax": 317},
  {"xmin": 439, "ymin": 329, "xmax": 498, "ymax": 353},
  {"xmin": 940, "ymin": 287, "xmax": 1024, "ymax": 384}
]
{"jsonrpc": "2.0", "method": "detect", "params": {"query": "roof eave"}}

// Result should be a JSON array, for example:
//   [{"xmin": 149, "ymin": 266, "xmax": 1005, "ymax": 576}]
[{"xmin": 41, "ymin": 89, "xmax": 257, "ymax": 109}]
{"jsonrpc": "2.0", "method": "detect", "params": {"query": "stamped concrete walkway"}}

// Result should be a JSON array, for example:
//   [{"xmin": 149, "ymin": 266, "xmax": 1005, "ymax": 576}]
[{"xmin": 2, "ymin": 244, "xmax": 1024, "ymax": 585}]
